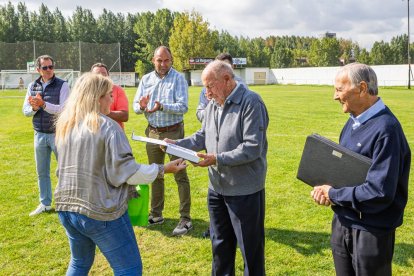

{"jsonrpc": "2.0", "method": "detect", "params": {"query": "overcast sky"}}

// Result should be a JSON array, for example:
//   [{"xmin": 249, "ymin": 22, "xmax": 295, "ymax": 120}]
[{"xmin": 2, "ymin": 0, "xmax": 410, "ymax": 50}]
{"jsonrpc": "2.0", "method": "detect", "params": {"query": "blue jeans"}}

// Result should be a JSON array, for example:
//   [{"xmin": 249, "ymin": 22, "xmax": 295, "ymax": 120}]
[
  {"xmin": 58, "ymin": 211, "xmax": 142, "ymax": 276},
  {"xmin": 34, "ymin": 131, "xmax": 57, "ymax": 206}
]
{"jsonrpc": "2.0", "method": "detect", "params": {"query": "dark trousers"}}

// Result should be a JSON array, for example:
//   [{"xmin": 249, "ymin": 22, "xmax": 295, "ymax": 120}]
[
  {"xmin": 208, "ymin": 188, "xmax": 265, "ymax": 276},
  {"xmin": 145, "ymin": 124, "xmax": 191, "ymax": 219},
  {"xmin": 331, "ymin": 216, "xmax": 395, "ymax": 276}
]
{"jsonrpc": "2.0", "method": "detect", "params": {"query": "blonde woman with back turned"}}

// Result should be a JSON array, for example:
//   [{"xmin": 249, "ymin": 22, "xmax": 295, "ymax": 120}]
[{"xmin": 54, "ymin": 73, "xmax": 187, "ymax": 276}]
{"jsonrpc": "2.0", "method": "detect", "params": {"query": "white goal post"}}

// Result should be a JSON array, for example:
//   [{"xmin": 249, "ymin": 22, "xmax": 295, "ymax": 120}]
[{"xmin": 0, "ymin": 70, "xmax": 80, "ymax": 91}]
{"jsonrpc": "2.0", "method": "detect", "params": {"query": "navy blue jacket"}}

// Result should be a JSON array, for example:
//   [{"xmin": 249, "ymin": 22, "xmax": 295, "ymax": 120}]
[
  {"xmin": 30, "ymin": 75, "xmax": 65, "ymax": 133},
  {"xmin": 329, "ymin": 107, "xmax": 411, "ymax": 232}
]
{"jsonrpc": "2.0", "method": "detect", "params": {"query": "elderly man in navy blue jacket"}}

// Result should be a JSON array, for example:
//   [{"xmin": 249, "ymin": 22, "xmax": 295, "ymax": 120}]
[
  {"xmin": 167, "ymin": 60, "xmax": 268, "ymax": 275},
  {"xmin": 312, "ymin": 63, "xmax": 411, "ymax": 276}
]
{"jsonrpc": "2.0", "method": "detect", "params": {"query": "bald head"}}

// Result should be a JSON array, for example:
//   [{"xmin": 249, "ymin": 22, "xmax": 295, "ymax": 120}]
[
  {"xmin": 202, "ymin": 60, "xmax": 236, "ymax": 106},
  {"xmin": 202, "ymin": 60, "xmax": 235, "ymax": 81},
  {"xmin": 152, "ymin": 46, "xmax": 173, "ymax": 77}
]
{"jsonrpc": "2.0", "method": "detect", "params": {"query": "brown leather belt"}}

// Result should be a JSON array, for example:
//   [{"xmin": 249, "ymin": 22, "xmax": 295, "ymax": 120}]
[{"xmin": 148, "ymin": 122, "xmax": 183, "ymax": 133}]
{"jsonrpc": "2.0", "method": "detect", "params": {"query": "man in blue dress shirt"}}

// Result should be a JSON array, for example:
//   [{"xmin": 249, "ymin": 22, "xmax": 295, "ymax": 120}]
[{"xmin": 133, "ymin": 46, "xmax": 192, "ymax": 236}]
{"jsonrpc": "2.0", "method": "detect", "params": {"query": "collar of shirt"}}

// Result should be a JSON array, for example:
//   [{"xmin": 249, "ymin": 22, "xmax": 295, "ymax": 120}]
[
  {"xmin": 40, "ymin": 77, "xmax": 53, "ymax": 90},
  {"xmin": 350, "ymin": 98, "xmax": 385, "ymax": 129},
  {"xmin": 155, "ymin": 68, "xmax": 172, "ymax": 79}
]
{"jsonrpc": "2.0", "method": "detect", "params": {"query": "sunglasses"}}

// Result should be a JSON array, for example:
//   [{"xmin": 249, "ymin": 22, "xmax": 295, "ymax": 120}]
[{"xmin": 40, "ymin": 65, "xmax": 54, "ymax": 71}]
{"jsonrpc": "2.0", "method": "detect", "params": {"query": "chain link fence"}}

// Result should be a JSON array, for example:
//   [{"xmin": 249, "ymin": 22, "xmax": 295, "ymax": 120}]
[
  {"xmin": 0, "ymin": 41, "xmax": 120, "ymax": 73},
  {"xmin": 0, "ymin": 41, "xmax": 140, "ymax": 89}
]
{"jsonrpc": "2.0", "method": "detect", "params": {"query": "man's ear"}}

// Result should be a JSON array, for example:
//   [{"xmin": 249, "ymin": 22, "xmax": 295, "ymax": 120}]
[{"xmin": 359, "ymin": 81, "xmax": 368, "ymax": 95}]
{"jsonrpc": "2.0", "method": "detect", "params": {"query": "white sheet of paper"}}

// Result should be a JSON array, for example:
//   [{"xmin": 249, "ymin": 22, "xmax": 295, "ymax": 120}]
[
  {"xmin": 131, "ymin": 133, "xmax": 200, "ymax": 163},
  {"xmin": 131, "ymin": 134, "xmax": 168, "ymax": 146}
]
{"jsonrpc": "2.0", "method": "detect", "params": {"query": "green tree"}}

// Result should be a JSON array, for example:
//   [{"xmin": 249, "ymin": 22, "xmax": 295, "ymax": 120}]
[
  {"xmin": 53, "ymin": 8, "xmax": 70, "ymax": 42},
  {"xmin": 247, "ymin": 37, "xmax": 271, "ymax": 67},
  {"xmin": 291, "ymin": 37, "xmax": 312, "ymax": 67},
  {"xmin": 215, "ymin": 30, "xmax": 242, "ymax": 57},
  {"xmin": 96, "ymin": 9, "xmax": 120, "ymax": 43},
  {"xmin": 270, "ymin": 40, "xmax": 294, "ymax": 68},
  {"xmin": 69, "ymin": 6, "xmax": 97, "ymax": 42},
  {"xmin": 30, "ymin": 4, "xmax": 55, "ymax": 42},
  {"xmin": 308, "ymin": 37, "xmax": 340, "ymax": 66},
  {"xmin": 338, "ymin": 38, "xmax": 354, "ymax": 65},
  {"xmin": 133, "ymin": 9, "xmax": 175, "ymax": 75},
  {"xmin": 169, "ymin": 10, "xmax": 216, "ymax": 71},
  {"xmin": 370, "ymin": 41, "xmax": 392, "ymax": 65},
  {"xmin": 355, "ymin": 48, "xmax": 371, "ymax": 64},
  {"xmin": 0, "ymin": 1, "xmax": 18, "ymax": 42},
  {"xmin": 16, "ymin": 2, "xmax": 32, "ymax": 41},
  {"xmin": 120, "ymin": 13, "xmax": 139, "ymax": 72},
  {"xmin": 390, "ymin": 34, "xmax": 408, "ymax": 64}
]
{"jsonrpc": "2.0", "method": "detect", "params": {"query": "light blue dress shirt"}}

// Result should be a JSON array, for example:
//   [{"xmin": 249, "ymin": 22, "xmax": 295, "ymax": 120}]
[
  {"xmin": 133, "ymin": 68, "xmax": 188, "ymax": 127},
  {"xmin": 350, "ymin": 98, "xmax": 385, "ymax": 130}
]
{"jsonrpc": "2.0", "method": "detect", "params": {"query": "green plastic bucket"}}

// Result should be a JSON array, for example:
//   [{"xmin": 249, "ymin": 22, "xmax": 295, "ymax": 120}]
[{"xmin": 128, "ymin": 185, "xmax": 149, "ymax": 226}]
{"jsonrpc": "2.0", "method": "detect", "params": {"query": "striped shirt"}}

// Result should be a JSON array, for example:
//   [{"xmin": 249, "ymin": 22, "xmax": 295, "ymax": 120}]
[{"xmin": 133, "ymin": 68, "xmax": 188, "ymax": 127}]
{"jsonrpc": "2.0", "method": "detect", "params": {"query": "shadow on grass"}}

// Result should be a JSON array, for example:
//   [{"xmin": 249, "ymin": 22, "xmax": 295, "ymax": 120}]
[
  {"xmin": 266, "ymin": 228, "xmax": 413, "ymax": 268},
  {"xmin": 266, "ymin": 228, "xmax": 330, "ymax": 256},
  {"xmin": 136, "ymin": 218, "xmax": 210, "ymax": 238},
  {"xmin": 139, "ymin": 221, "xmax": 414, "ymax": 267}
]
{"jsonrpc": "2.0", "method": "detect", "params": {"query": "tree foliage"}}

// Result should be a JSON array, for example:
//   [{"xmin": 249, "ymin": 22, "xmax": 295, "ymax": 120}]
[
  {"xmin": 308, "ymin": 37, "xmax": 341, "ymax": 67},
  {"xmin": 1, "ymin": 1, "xmax": 413, "ymax": 73},
  {"xmin": 270, "ymin": 39, "xmax": 294, "ymax": 68},
  {"xmin": 370, "ymin": 41, "xmax": 393, "ymax": 65},
  {"xmin": 169, "ymin": 10, "xmax": 216, "ymax": 71},
  {"xmin": 133, "ymin": 9, "xmax": 175, "ymax": 76}
]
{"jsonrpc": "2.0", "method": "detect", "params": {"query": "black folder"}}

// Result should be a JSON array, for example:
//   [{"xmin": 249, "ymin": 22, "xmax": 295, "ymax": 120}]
[{"xmin": 297, "ymin": 134, "xmax": 372, "ymax": 188}]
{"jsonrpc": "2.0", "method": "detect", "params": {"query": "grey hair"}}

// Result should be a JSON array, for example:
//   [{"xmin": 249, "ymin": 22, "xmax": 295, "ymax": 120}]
[
  {"xmin": 338, "ymin": 62, "xmax": 378, "ymax": 95},
  {"xmin": 202, "ymin": 60, "xmax": 235, "ymax": 80}
]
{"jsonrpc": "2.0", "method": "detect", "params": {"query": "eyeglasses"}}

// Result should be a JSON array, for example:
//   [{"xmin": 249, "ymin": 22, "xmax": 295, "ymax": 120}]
[{"xmin": 40, "ymin": 65, "xmax": 54, "ymax": 71}]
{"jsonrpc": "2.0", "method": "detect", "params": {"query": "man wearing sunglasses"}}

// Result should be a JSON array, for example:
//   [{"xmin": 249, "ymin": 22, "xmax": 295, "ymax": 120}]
[{"xmin": 22, "ymin": 55, "xmax": 70, "ymax": 216}]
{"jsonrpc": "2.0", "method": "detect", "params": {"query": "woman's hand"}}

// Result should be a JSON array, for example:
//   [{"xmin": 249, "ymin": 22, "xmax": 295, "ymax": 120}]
[{"xmin": 164, "ymin": 158, "xmax": 188, "ymax": 173}]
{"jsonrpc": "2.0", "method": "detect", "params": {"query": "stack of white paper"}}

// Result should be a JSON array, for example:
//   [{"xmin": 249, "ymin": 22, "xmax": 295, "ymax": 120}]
[{"xmin": 131, "ymin": 133, "xmax": 200, "ymax": 163}]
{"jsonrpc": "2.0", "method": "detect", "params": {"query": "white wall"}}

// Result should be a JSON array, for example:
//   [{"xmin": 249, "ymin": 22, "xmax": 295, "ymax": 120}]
[
  {"xmin": 190, "ymin": 68, "xmax": 246, "ymax": 86},
  {"xmin": 189, "ymin": 65, "xmax": 411, "ymax": 87},
  {"xmin": 270, "ymin": 65, "xmax": 410, "ymax": 86}
]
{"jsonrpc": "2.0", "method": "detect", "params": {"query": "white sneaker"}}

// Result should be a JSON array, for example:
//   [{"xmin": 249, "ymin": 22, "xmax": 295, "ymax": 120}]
[
  {"xmin": 172, "ymin": 219, "xmax": 193, "ymax": 236},
  {"xmin": 29, "ymin": 204, "xmax": 52, "ymax": 216}
]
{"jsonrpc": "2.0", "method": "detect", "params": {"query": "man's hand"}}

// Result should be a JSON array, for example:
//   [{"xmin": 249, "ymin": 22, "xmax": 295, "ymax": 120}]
[
  {"xmin": 196, "ymin": 153, "xmax": 216, "ymax": 167},
  {"xmin": 160, "ymin": 138, "xmax": 176, "ymax": 152},
  {"xmin": 139, "ymin": 94, "xmax": 150, "ymax": 110},
  {"xmin": 163, "ymin": 138, "xmax": 176, "ymax": 144},
  {"xmin": 28, "ymin": 93, "xmax": 45, "ymax": 110},
  {"xmin": 311, "ymin": 185, "xmax": 333, "ymax": 206},
  {"xmin": 146, "ymin": 101, "xmax": 162, "ymax": 113}
]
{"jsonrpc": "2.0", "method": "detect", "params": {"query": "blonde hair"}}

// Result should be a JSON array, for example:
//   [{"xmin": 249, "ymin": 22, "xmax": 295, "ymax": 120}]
[{"xmin": 55, "ymin": 72, "xmax": 113, "ymax": 147}]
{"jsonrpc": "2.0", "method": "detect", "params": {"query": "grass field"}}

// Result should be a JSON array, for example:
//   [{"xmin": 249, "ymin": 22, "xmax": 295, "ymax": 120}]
[{"xmin": 0, "ymin": 85, "xmax": 413, "ymax": 275}]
